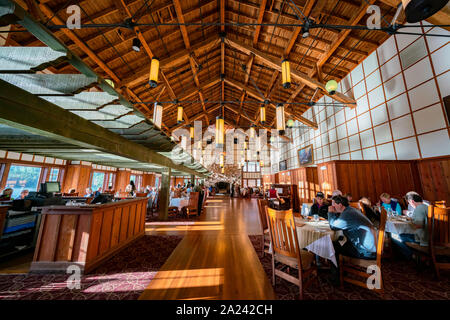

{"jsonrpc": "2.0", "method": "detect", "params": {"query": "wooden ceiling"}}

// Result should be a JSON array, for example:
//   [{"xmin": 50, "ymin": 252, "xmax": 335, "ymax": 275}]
[{"xmin": 8, "ymin": 0, "xmax": 409, "ymax": 134}]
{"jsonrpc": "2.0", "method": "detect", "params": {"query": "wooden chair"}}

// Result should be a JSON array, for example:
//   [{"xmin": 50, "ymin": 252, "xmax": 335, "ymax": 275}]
[
  {"xmin": 339, "ymin": 207, "xmax": 387, "ymax": 294},
  {"xmin": 167, "ymin": 206, "xmax": 179, "ymax": 218},
  {"xmin": 265, "ymin": 207, "xmax": 317, "ymax": 300},
  {"xmin": 257, "ymin": 199, "xmax": 271, "ymax": 257},
  {"xmin": 349, "ymin": 202, "xmax": 360, "ymax": 209},
  {"xmin": 183, "ymin": 192, "xmax": 199, "ymax": 217},
  {"xmin": 434, "ymin": 200, "xmax": 447, "ymax": 208},
  {"xmin": 406, "ymin": 205, "xmax": 450, "ymax": 279}
]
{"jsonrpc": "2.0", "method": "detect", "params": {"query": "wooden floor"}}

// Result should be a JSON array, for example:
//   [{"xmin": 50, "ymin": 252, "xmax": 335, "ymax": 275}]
[{"xmin": 140, "ymin": 196, "xmax": 276, "ymax": 300}]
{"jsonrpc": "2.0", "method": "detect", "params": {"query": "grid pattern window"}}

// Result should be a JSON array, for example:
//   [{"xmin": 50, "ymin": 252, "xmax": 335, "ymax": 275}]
[
  {"xmin": 91, "ymin": 171, "xmax": 105, "ymax": 192},
  {"xmin": 5, "ymin": 165, "xmax": 42, "ymax": 199},
  {"xmin": 48, "ymin": 168, "xmax": 59, "ymax": 182},
  {"xmin": 108, "ymin": 173, "xmax": 115, "ymax": 189}
]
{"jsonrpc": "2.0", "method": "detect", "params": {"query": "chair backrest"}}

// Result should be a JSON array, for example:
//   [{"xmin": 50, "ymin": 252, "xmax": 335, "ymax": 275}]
[
  {"xmin": 202, "ymin": 189, "xmax": 208, "ymax": 208},
  {"xmin": 434, "ymin": 200, "xmax": 447, "ymax": 209},
  {"xmin": 257, "ymin": 199, "xmax": 269, "ymax": 232},
  {"xmin": 376, "ymin": 207, "xmax": 388, "ymax": 266},
  {"xmin": 430, "ymin": 205, "xmax": 450, "ymax": 248},
  {"xmin": 265, "ymin": 207, "xmax": 300, "ymax": 260},
  {"xmin": 359, "ymin": 201, "xmax": 366, "ymax": 216},
  {"xmin": 349, "ymin": 202, "xmax": 360, "ymax": 209},
  {"xmin": 188, "ymin": 192, "xmax": 199, "ymax": 208},
  {"xmin": 63, "ymin": 192, "xmax": 79, "ymax": 197}
]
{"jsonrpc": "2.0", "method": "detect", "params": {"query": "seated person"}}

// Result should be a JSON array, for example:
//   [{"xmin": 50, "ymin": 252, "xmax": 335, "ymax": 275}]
[
  {"xmin": 84, "ymin": 188, "xmax": 93, "ymax": 197},
  {"xmin": 344, "ymin": 193, "xmax": 353, "ymax": 202},
  {"xmin": 268, "ymin": 186, "xmax": 278, "ymax": 199},
  {"xmin": 94, "ymin": 187, "xmax": 102, "ymax": 197},
  {"xmin": 20, "ymin": 189, "xmax": 29, "ymax": 199},
  {"xmin": 0, "ymin": 188, "xmax": 13, "ymax": 201},
  {"xmin": 378, "ymin": 193, "xmax": 402, "ymax": 215},
  {"xmin": 309, "ymin": 192, "xmax": 329, "ymax": 219},
  {"xmin": 405, "ymin": 191, "xmax": 430, "ymax": 213},
  {"xmin": 68, "ymin": 188, "xmax": 76, "ymax": 194},
  {"xmin": 359, "ymin": 197, "xmax": 380, "ymax": 227},
  {"xmin": 390, "ymin": 193, "xmax": 429, "ymax": 260},
  {"xmin": 328, "ymin": 195, "xmax": 377, "ymax": 260},
  {"xmin": 331, "ymin": 190, "xmax": 342, "ymax": 197}
]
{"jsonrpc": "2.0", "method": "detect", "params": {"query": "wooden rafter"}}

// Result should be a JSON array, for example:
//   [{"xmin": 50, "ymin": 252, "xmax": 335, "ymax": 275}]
[{"xmin": 253, "ymin": 0, "xmax": 267, "ymax": 46}]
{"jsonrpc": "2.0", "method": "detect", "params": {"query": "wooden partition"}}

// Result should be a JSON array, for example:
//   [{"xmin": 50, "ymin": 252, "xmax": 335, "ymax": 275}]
[
  {"xmin": 316, "ymin": 160, "xmax": 422, "ymax": 202},
  {"xmin": 31, "ymin": 198, "xmax": 147, "ymax": 274},
  {"xmin": 417, "ymin": 156, "xmax": 450, "ymax": 203},
  {"xmin": 291, "ymin": 167, "xmax": 320, "ymax": 204},
  {"xmin": 62, "ymin": 164, "xmax": 92, "ymax": 194}
]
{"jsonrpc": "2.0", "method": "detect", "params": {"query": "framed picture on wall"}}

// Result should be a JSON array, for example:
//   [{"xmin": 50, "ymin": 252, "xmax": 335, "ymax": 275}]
[{"xmin": 298, "ymin": 144, "xmax": 314, "ymax": 167}]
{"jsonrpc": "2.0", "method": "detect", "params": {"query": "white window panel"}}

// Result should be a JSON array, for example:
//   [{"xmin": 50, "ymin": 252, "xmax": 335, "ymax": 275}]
[
  {"xmin": 358, "ymin": 111, "xmax": 372, "ymax": 132},
  {"xmin": 368, "ymin": 86, "xmax": 385, "ymax": 108},
  {"xmin": 396, "ymin": 28, "xmax": 421, "ymax": 51},
  {"xmin": 380, "ymin": 55, "xmax": 401, "ymax": 82},
  {"xmin": 356, "ymin": 95, "xmax": 369, "ymax": 115},
  {"xmin": 436, "ymin": 71, "xmax": 450, "ymax": 98},
  {"xmin": 377, "ymin": 36, "xmax": 397, "ymax": 66},
  {"xmin": 431, "ymin": 44, "xmax": 450, "ymax": 76},
  {"xmin": 347, "ymin": 118, "xmax": 358, "ymax": 136},
  {"xmin": 338, "ymin": 138, "xmax": 349, "ymax": 153},
  {"xmin": 377, "ymin": 142, "xmax": 396, "ymax": 160},
  {"xmin": 363, "ymin": 147, "xmax": 377, "ymax": 160},
  {"xmin": 340, "ymin": 153, "xmax": 350, "ymax": 160},
  {"xmin": 366, "ymin": 69, "xmax": 382, "ymax": 92},
  {"xmin": 350, "ymin": 150, "xmax": 363, "ymax": 160},
  {"xmin": 391, "ymin": 114, "xmax": 415, "ymax": 140},
  {"xmin": 371, "ymin": 104, "xmax": 389, "ymax": 126},
  {"xmin": 408, "ymin": 79, "xmax": 440, "ymax": 111},
  {"xmin": 330, "ymin": 142, "xmax": 339, "ymax": 156},
  {"xmin": 413, "ymin": 103, "xmax": 447, "ymax": 134},
  {"xmin": 426, "ymin": 28, "xmax": 450, "ymax": 52},
  {"xmin": 349, "ymin": 134, "xmax": 361, "ymax": 151},
  {"xmin": 336, "ymin": 124, "xmax": 348, "ymax": 140},
  {"xmin": 386, "ymin": 93, "xmax": 410, "ymax": 119},
  {"xmin": 353, "ymin": 80, "xmax": 366, "ymax": 99},
  {"xmin": 418, "ymin": 129, "xmax": 450, "ymax": 158},
  {"xmin": 404, "ymin": 57, "xmax": 433, "ymax": 90},
  {"xmin": 373, "ymin": 123, "xmax": 392, "ymax": 144},
  {"xmin": 360, "ymin": 129, "xmax": 375, "ymax": 148},
  {"xmin": 351, "ymin": 64, "xmax": 364, "ymax": 86},
  {"xmin": 363, "ymin": 51, "xmax": 379, "ymax": 76},
  {"xmin": 395, "ymin": 137, "xmax": 420, "ymax": 160},
  {"xmin": 384, "ymin": 73, "xmax": 405, "ymax": 101}
]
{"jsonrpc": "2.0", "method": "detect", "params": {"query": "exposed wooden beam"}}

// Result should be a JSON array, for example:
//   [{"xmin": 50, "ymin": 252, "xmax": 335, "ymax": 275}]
[
  {"xmin": 253, "ymin": 0, "xmax": 267, "ymax": 46},
  {"xmin": 284, "ymin": 0, "xmax": 316, "ymax": 57},
  {"xmin": 226, "ymin": 38, "xmax": 356, "ymax": 108},
  {"xmin": 224, "ymin": 78, "xmax": 318, "ymax": 129}
]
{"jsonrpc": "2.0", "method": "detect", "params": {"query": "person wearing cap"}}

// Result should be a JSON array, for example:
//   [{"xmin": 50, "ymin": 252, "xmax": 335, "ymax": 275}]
[{"xmin": 310, "ymin": 192, "xmax": 329, "ymax": 219}]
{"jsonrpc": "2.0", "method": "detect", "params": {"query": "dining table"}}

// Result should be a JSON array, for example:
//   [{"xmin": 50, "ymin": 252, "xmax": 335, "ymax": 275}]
[
  {"xmin": 385, "ymin": 215, "xmax": 416, "ymax": 234},
  {"xmin": 294, "ymin": 216, "xmax": 341, "ymax": 266},
  {"xmin": 169, "ymin": 197, "xmax": 189, "ymax": 211}
]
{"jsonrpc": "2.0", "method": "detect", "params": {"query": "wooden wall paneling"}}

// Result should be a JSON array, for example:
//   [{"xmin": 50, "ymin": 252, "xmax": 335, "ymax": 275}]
[
  {"xmin": 119, "ymin": 205, "xmax": 130, "ymax": 242},
  {"xmin": 110, "ymin": 206, "xmax": 122, "ymax": 249},
  {"xmin": 37, "ymin": 214, "xmax": 61, "ymax": 261},
  {"xmin": 133, "ymin": 202, "xmax": 141, "ymax": 236},
  {"xmin": 98, "ymin": 208, "xmax": 114, "ymax": 255},
  {"xmin": 418, "ymin": 157, "xmax": 450, "ymax": 203},
  {"xmin": 86, "ymin": 212, "xmax": 103, "ymax": 261},
  {"xmin": 372, "ymin": 162, "xmax": 384, "ymax": 201},
  {"xmin": 127, "ymin": 203, "xmax": 136, "ymax": 238},
  {"xmin": 55, "ymin": 214, "xmax": 78, "ymax": 261},
  {"xmin": 115, "ymin": 170, "xmax": 131, "ymax": 193},
  {"xmin": 71, "ymin": 214, "xmax": 91, "ymax": 262}
]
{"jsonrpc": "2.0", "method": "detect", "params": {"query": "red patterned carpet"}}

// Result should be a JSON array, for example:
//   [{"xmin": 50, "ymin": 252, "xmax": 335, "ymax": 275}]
[
  {"xmin": 0, "ymin": 235, "xmax": 182, "ymax": 300},
  {"xmin": 249, "ymin": 235, "xmax": 450, "ymax": 300}
]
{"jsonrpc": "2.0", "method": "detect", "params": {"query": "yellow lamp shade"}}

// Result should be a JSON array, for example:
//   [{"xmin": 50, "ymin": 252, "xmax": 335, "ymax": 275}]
[
  {"xmin": 152, "ymin": 102, "xmax": 163, "ymax": 129},
  {"xmin": 244, "ymin": 141, "xmax": 248, "ymax": 150},
  {"xmin": 190, "ymin": 126, "xmax": 194, "ymax": 139},
  {"xmin": 260, "ymin": 105, "xmax": 266, "ymax": 124},
  {"xmin": 286, "ymin": 118, "xmax": 295, "ymax": 128},
  {"xmin": 177, "ymin": 106, "xmax": 183, "ymax": 123},
  {"xmin": 281, "ymin": 59, "xmax": 291, "ymax": 89},
  {"xmin": 325, "ymin": 79, "xmax": 338, "ymax": 95},
  {"xmin": 221, "ymin": 167, "xmax": 225, "ymax": 174},
  {"xmin": 105, "ymin": 79, "xmax": 115, "ymax": 88},
  {"xmin": 276, "ymin": 103, "xmax": 286, "ymax": 135},
  {"xmin": 260, "ymin": 160, "xmax": 264, "ymax": 167},
  {"xmin": 250, "ymin": 125, "xmax": 256, "ymax": 139},
  {"xmin": 215, "ymin": 116, "xmax": 224, "ymax": 147},
  {"xmin": 149, "ymin": 57, "xmax": 159, "ymax": 88},
  {"xmin": 219, "ymin": 153, "xmax": 224, "ymax": 168}
]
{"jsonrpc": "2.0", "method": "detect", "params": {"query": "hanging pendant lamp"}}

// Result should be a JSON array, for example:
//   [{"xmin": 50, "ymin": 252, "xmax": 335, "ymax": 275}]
[
  {"xmin": 325, "ymin": 80, "xmax": 338, "ymax": 95},
  {"xmin": 260, "ymin": 105, "xmax": 266, "ymax": 124},
  {"xmin": 215, "ymin": 116, "xmax": 224, "ymax": 148},
  {"xmin": 276, "ymin": 103, "xmax": 286, "ymax": 135},
  {"xmin": 177, "ymin": 106, "xmax": 183, "ymax": 124},
  {"xmin": 149, "ymin": 57, "xmax": 159, "ymax": 88},
  {"xmin": 402, "ymin": 0, "xmax": 449, "ymax": 23},
  {"xmin": 281, "ymin": 59, "xmax": 291, "ymax": 89}
]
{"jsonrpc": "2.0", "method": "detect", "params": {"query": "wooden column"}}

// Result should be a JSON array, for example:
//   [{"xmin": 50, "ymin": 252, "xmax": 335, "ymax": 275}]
[
  {"xmin": 190, "ymin": 174, "xmax": 195, "ymax": 185},
  {"xmin": 158, "ymin": 168, "xmax": 171, "ymax": 221}
]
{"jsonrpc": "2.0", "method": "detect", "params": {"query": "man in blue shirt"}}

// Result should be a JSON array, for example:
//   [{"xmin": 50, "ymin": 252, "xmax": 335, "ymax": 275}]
[
  {"xmin": 328, "ymin": 195, "xmax": 377, "ymax": 260},
  {"xmin": 328, "ymin": 195, "xmax": 377, "ymax": 285}
]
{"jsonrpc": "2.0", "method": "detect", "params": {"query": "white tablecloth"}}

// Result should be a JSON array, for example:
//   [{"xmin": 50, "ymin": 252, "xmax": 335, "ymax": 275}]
[
  {"xmin": 385, "ymin": 217, "xmax": 416, "ymax": 234},
  {"xmin": 169, "ymin": 197, "xmax": 189, "ymax": 210}
]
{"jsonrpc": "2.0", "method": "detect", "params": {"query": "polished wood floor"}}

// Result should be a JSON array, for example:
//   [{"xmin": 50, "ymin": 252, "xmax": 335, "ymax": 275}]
[{"xmin": 140, "ymin": 196, "xmax": 276, "ymax": 300}]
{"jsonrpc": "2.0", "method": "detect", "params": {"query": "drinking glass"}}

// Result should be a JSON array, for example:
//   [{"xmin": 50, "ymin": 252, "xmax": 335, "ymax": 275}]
[{"xmin": 313, "ymin": 214, "xmax": 319, "ymax": 223}]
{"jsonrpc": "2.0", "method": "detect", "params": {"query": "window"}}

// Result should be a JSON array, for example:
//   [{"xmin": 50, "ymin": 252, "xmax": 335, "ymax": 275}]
[
  {"xmin": 91, "ymin": 171, "xmax": 105, "ymax": 192},
  {"xmin": 108, "ymin": 173, "xmax": 115, "ymax": 189},
  {"xmin": 130, "ymin": 174, "xmax": 136, "ymax": 185},
  {"xmin": 248, "ymin": 162, "xmax": 256, "ymax": 172},
  {"xmin": 6, "ymin": 165, "xmax": 42, "ymax": 199},
  {"xmin": 48, "ymin": 168, "xmax": 59, "ymax": 181}
]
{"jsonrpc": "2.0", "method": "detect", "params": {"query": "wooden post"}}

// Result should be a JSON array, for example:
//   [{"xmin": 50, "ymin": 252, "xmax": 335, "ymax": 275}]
[
  {"xmin": 159, "ymin": 168, "xmax": 171, "ymax": 221},
  {"xmin": 190, "ymin": 174, "xmax": 195, "ymax": 185}
]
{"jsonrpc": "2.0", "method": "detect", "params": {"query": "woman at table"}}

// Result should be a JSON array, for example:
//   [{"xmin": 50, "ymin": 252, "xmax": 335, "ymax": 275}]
[
  {"xmin": 378, "ymin": 193, "xmax": 402, "ymax": 215},
  {"xmin": 310, "ymin": 192, "xmax": 329, "ymax": 219},
  {"xmin": 84, "ymin": 187, "xmax": 93, "ymax": 198}
]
